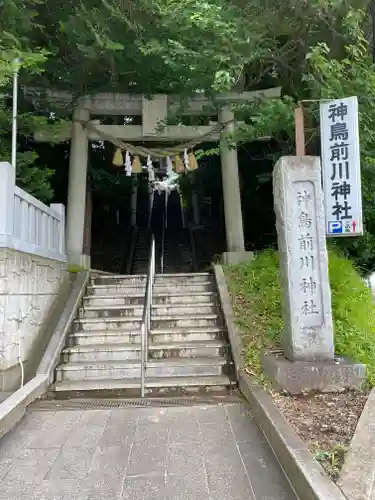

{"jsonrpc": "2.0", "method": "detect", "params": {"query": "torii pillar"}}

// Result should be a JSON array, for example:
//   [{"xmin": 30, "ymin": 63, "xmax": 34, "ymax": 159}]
[
  {"xmin": 66, "ymin": 107, "xmax": 90, "ymax": 268},
  {"xmin": 219, "ymin": 105, "xmax": 253, "ymax": 264}
]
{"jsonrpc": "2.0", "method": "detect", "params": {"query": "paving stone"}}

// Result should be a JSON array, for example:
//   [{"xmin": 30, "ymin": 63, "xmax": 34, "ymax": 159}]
[
  {"xmin": 167, "ymin": 442, "xmax": 205, "ymax": 475},
  {"xmin": 62, "ymin": 410, "xmax": 110, "ymax": 452},
  {"xmin": 45, "ymin": 447, "xmax": 95, "ymax": 480},
  {"xmin": 204, "ymin": 446, "xmax": 246, "ymax": 478},
  {"xmin": 98, "ymin": 416, "xmax": 136, "ymax": 448},
  {"xmin": 225, "ymin": 405, "xmax": 266, "ymax": 443},
  {"xmin": 87, "ymin": 445, "xmax": 129, "ymax": 479},
  {"xmin": 24, "ymin": 480, "xmax": 90, "ymax": 500},
  {"xmin": 239, "ymin": 442, "xmax": 298, "ymax": 500},
  {"xmin": 0, "ymin": 404, "xmax": 297, "ymax": 500},
  {"xmin": 166, "ymin": 471, "xmax": 209, "ymax": 500},
  {"xmin": 127, "ymin": 443, "xmax": 167, "ymax": 476},
  {"xmin": 121, "ymin": 474, "xmax": 165, "ymax": 500},
  {"xmin": 28, "ymin": 411, "xmax": 84, "ymax": 449},
  {"xmin": 107, "ymin": 409, "xmax": 140, "ymax": 425},
  {"xmin": 85, "ymin": 477, "xmax": 124, "ymax": 500},
  {"xmin": 201, "ymin": 421, "xmax": 234, "ymax": 444},
  {"xmin": 1, "ymin": 448, "xmax": 60, "ymax": 485},
  {"xmin": 134, "ymin": 422, "xmax": 169, "ymax": 447},
  {"xmin": 195, "ymin": 405, "xmax": 229, "ymax": 425},
  {"xmin": 137, "ymin": 407, "xmax": 175, "ymax": 425},
  {"xmin": 0, "ymin": 457, "xmax": 13, "ymax": 480},
  {"xmin": 168, "ymin": 418, "xmax": 202, "ymax": 444},
  {"xmin": 0, "ymin": 412, "xmax": 56, "ymax": 458}
]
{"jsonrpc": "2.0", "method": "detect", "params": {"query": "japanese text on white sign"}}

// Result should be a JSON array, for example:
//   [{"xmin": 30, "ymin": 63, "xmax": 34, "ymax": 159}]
[{"xmin": 320, "ymin": 96, "xmax": 363, "ymax": 237}]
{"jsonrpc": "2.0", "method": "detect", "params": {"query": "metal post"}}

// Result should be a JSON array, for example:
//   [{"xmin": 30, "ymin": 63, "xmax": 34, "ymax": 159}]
[{"xmin": 11, "ymin": 59, "xmax": 21, "ymax": 168}]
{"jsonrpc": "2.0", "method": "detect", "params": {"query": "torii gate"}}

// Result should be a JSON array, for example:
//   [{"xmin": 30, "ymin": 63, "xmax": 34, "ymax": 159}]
[{"xmin": 30, "ymin": 88, "xmax": 281, "ymax": 267}]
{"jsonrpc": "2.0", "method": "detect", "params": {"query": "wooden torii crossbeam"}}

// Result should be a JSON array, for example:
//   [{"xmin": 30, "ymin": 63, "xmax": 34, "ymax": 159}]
[{"xmin": 26, "ymin": 87, "xmax": 281, "ymax": 143}]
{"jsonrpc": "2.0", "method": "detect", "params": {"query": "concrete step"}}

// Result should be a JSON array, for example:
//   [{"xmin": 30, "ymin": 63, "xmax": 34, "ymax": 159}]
[
  {"xmin": 89, "ymin": 273, "xmax": 211, "ymax": 287},
  {"xmin": 53, "ymin": 375, "xmax": 235, "ymax": 393},
  {"xmin": 84, "ymin": 294, "xmax": 145, "ymax": 307},
  {"xmin": 56, "ymin": 357, "xmax": 228, "ymax": 382},
  {"xmin": 154, "ymin": 273, "xmax": 211, "ymax": 284},
  {"xmin": 153, "ymin": 292, "xmax": 217, "ymax": 305},
  {"xmin": 153, "ymin": 283, "xmax": 214, "ymax": 294},
  {"xmin": 151, "ymin": 303, "xmax": 219, "ymax": 316},
  {"xmin": 148, "ymin": 340, "xmax": 228, "ymax": 359},
  {"xmin": 69, "ymin": 326, "xmax": 226, "ymax": 346},
  {"xmin": 68, "ymin": 330, "xmax": 141, "ymax": 346},
  {"xmin": 150, "ymin": 326, "xmax": 226, "ymax": 343},
  {"xmin": 84, "ymin": 292, "xmax": 217, "ymax": 308},
  {"xmin": 151, "ymin": 314, "xmax": 221, "ymax": 329},
  {"xmin": 91, "ymin": 275, "xmax": 146, "ymax": 286},
  {"xmin": 79, "ymin": 303, "xmax": 219, "ymax": 319},
  {"xmin": 78, "ymin": 305, "xmax": 144, "ymax": 319},
  {"xmin": 62, "ymin": 340, "xmax": 227, "ymax": 362},
  {"xmin": 62, "ymin": 343, "xmax": 141, "ymax": 362},
  {"xmin": 72, "ymin": 317, "xmax": 142, "ymax": 332},
  {"xmin": 87, "ymin": 285, "xmax": 146, "ymax": 296}
]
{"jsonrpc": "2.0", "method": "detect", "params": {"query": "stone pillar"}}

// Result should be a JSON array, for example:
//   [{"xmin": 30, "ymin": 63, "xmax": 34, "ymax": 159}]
[
  {"xmin": 191, "ymin": 191, "xmax": 200, "ymax": 226},
  {"xmin": 273, "ymin": 156, "xmax": 334, "ymax": 361},
  {"xmin": 82, "ymin": 178, "xmax": 92, "ymax": 268},
  {"xmin": 263, "ymin": 156, "xmax": 365, "ymax": 393},
  {"xmin": 219, "ymin": 106, "xmax": 250, "ymax": 265},
  {"xmin": 66, "ymin": 107, "xmax": 89, "ymax": 267}
]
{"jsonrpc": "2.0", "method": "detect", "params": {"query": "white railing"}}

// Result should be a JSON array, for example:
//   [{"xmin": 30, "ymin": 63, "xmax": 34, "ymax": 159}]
[{"xmin": 0, "ymin": 162, "xmax": 66, "ymax": 262}]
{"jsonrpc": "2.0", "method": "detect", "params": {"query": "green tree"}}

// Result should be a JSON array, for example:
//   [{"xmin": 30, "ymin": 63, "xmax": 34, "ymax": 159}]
[
  {"xmin": 3, "ymin": 0, "xmax": 375, "ymax": 271},
  {"xmin": 0, "ymin": 0, "xmax": 53, "ymax": 202}
]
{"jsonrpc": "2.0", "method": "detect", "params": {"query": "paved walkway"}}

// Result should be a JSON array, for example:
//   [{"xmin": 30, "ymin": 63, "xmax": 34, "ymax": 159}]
[{"xmin": 0, "ymin": 403, "xmax": 296, "ymax": 499}]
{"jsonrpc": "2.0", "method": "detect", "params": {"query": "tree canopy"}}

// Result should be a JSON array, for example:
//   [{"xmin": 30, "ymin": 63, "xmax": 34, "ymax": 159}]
[{"xmin": 1, "ymin": 0, "xmax": 375, "ymax": 268}]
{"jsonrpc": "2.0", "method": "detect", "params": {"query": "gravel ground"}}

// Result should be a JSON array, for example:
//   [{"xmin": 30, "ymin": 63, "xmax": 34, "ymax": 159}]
[{"xmin": 271, "ymin": 390, "xmax": 368, "ymax": 481}]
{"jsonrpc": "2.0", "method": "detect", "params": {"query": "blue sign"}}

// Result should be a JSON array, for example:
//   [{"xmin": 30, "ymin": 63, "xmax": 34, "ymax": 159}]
[{"xmin": 328, "ymin": 221, "xmax": 343, "ymax": 234}]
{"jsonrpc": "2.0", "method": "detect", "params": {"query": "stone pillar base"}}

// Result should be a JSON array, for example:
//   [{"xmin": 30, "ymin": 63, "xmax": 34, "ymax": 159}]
[
  {"xmin": 68, "ymin": 252, "xmax": 91, "ymax": 269},
  {"xmin": 262, "ymin": 354, "xmax": 366, "ymax": 395},
  {"xmin": 221, "ymin": 251, "xmax": 254, "ymax": 265}
]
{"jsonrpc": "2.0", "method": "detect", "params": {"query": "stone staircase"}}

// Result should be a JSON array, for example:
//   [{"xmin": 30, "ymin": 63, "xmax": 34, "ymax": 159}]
[
  {"xmin": 54, "ymin": 272, "xmax": 235, "ymax": 394},
  {"xmin": 156, "ymin": 228, "xmax": 193, "ymax": 273},
  {"xmin": 130, "ymin": 227, "xmax": 151, "ymax": 274}
]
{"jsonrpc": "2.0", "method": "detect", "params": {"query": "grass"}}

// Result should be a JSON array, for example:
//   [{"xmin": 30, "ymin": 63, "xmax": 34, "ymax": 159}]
[
  {"xmin": 313, "ymin": 444, "xmax": 347, "ymax": 482},
  {"xmin": 224, "ymin": 248, "xmax": 375, "ymax": 386}
]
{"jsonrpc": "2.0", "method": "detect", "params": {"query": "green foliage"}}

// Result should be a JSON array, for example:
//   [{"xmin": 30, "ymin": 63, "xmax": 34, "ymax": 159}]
[
  {"xmin": 0, "ymin": 0, "xmax": 52, "ymax": 201},
  {"xmin": 224, "ymin": 248, "xmax": 375, "ymax": 386},
  {"xmin": 2, "ymin": 0, "xmax": 375, "ymax": 257}
]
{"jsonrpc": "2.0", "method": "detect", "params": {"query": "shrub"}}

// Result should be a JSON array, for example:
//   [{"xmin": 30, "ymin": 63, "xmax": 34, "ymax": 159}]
[{"xmin": 224, "ymin": 249, "xmax": 375, "ymax": 386}]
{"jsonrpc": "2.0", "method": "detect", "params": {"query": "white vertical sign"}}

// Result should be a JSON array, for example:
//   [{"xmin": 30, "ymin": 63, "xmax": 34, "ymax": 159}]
[{"xmin": 320, "ymin": 96, "xmax": 363, "ymax": 237}]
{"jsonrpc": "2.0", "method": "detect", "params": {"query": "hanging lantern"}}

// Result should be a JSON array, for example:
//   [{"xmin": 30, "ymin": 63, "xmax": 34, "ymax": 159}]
[
  {"xmin": 125, "ymin": 150, "xmax": 132, "ymax": 176},
  {"xmin": 188, "ymin": 152, "xmax": 198, "ymax": 171},
  {"xmin": 174, "ymin": 155, "xmax": 185, "ymax": 173},
  {"xmin": 132, "ymin": 155, "xmax": 142, "ymax": 174},
  {"xmin": 112, "ymin": 148, "xmax": 123, "ymax": 167}
]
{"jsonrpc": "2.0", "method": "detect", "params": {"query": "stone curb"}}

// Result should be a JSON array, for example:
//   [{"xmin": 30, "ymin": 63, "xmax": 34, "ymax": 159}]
[
  {"xmin": 0, "ymin": 270, "xmax": 90, "ymax": 440},
  {"xmin": 37, "ymin": 270, "xmax": 90, "ymax": 383},
  {"xmin": 213, "ymin": 264, "xmax": 347, "ymax": 500},
  {"xmin": 0, "ymin": 374, "xmax": 48, "ymax": 439},
  {"xmin": 338, "ymin": 388, "xmax": 375, "ymax": 500},
  {"xmin": 239, "ymin": 375, "xmax": 347, "ymax": 500},
  {"xmin": 213, "ymin": 264, "xmax": 245, "ymax": 378}
]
